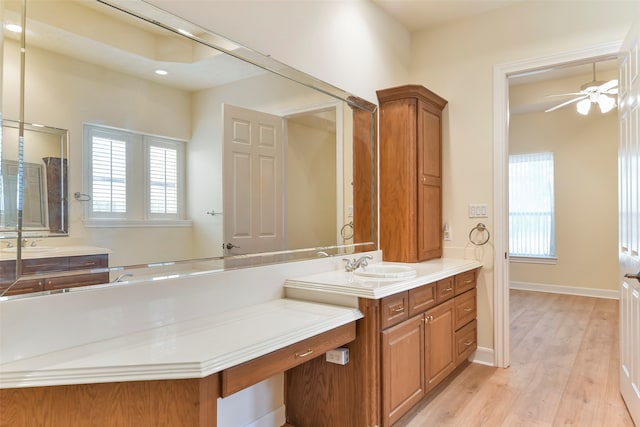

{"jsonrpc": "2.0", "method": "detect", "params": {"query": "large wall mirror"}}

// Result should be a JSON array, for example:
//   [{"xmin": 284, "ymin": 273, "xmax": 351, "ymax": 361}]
[{"xmin": 0, "ymin": 0, "xmax": 376, "ymax": 296}]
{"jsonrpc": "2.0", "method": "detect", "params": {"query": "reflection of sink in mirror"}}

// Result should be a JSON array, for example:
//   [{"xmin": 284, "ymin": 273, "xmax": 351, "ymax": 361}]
[
  {"xmin": 354, "ymin": 264, "xmax": 417, "ymax": 279},
  {"xmin": 2, "ymin": 246, "xmax": 57, "ymax": 253}
]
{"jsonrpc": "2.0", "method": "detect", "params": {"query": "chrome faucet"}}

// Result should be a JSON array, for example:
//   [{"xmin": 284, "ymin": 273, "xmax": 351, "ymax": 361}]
[
  {"xmin": 343, "ymin": 255, "xmax": 373, "ymax": 272},
  {"xmin": 112, "ymin": 273, "xmax": 134, "ymax": 283}
]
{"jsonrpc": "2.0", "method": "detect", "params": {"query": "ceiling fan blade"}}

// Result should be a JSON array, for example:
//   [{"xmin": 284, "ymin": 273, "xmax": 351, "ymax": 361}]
[
  {"xmin": 604, "ymin": 88, "xmax": 618, "ymax": 95},
  {"xmin": 546, "ymin": 92, "xmax": 585, "ymax": 97},
  {"xmin": 544, "ymin": 95, "xmax": 588, "ymax": 113},
  {"xmin": 598, "ymin": 79, "xmax": 618, "ymax": 92}
]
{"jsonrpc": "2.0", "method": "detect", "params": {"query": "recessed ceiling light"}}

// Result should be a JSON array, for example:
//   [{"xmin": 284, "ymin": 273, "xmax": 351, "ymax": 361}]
[
  {"xmin": 154, "ymin": 69, "xmax": 168, "ymax": 76},
  {"xmin": 5, "ymin": 24, "xmax": 22, "ymax": 33}
]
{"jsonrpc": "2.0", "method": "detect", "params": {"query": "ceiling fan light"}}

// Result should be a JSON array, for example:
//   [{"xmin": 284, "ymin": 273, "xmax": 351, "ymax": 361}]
[
  {"xmin": 576, "ymin": 99, "xmax": 591, "ymax": 115},
  {"xmin": 597, "ymin": 95, "xmax": 616, "ymax": 113}
]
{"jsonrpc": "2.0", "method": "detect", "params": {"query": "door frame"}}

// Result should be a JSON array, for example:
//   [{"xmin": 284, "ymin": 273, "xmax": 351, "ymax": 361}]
[{"xmin": 492, "ymin": 40, "xmax": 622, "ymax": 368}]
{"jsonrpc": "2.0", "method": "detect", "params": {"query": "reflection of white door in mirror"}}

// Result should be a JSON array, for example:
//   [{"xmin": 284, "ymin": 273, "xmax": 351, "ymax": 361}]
[{"xmin": 223, "ymin": 104, "xmax": 285, "ymax": 255}]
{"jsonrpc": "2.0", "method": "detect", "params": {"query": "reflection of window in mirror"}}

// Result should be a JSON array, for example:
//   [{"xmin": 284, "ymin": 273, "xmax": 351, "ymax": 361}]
[
  {"xmin": 1, "ymin": 160, "xmax": 47, "ymax": 229},
  {"xmin": 83, "ymin": 124, "xmax": 188, "ymax": 226}
]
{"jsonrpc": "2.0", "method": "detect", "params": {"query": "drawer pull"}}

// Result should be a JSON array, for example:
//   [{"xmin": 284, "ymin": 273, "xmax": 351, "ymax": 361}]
[
  {"xmin": 463, "ymin": 280, "xmax": 473, "ymax": 284},
  {"xmin": 464, "ymin": 340, "xmax": 473, "ymax": 347},
  {"xmin": 391, "ymin": 306, "xmax": 405, "ymax": 313},
  {"xmin": 443, "ymin": 287, "xmax": 453, "ymax": 292},
  {"xmin": 463, "ymin": 307, "xmax": 473, "ymax": 312},
  {"xmin": 295, "ymin": 348, "xmax": 314, "ymax": 358}
]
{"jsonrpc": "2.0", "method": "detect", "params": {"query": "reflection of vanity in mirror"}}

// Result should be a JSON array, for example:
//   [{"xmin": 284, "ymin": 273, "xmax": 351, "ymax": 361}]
[{"xmin": 0, "ymin": 0, "xmax": 376, "ymax": 295}]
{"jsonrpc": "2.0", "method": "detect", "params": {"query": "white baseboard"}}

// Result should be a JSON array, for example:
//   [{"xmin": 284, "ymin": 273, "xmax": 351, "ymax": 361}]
[
  {"xmin": 510, "ymin": 281, "xmax": 619, "ymax": 300},
  {"xmin": 244, "ymin": 405, "xmax": 285, "ymax": 427},
  {"xmin": 470, "ymin": 346, "xmax": 494, "ymax": 366}
]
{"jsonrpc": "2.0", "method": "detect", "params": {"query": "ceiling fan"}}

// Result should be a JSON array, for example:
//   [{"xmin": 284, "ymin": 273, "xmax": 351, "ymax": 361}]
[{"xmin": 544, "ymin": 63, "xmax": 618, "ymax": 115}]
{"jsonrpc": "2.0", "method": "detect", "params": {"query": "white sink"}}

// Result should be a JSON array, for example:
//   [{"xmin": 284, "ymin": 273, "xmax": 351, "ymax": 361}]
[{"xmin": 354, "ymin": 264, "xmax": 417, "ymax": 279}]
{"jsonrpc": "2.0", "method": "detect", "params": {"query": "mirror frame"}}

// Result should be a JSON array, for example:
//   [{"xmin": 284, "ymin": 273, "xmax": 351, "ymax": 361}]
[{"xmin": 0, "ymin": 0, "xmax": 377, "ymax": 297}]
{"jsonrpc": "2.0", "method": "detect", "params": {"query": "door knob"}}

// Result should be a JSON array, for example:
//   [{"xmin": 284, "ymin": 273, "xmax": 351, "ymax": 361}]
[
  {"xmin": 224, "ymin": 242, "xmax": 240, "ymax": 250},
  {"xmin": 624, "ymin": 271, "xmax": 640, "ymax": 282}
]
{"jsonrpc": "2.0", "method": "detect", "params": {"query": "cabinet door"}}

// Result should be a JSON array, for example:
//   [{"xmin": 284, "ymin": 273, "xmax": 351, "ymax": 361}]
[
  {"xmin": 381, "ymin": 315, "xmax": 424, "ymax": 427},
  {"xmin": 424, "ymin": 299, "xmax": 455, "ymax": 392},
  {"xmin": 416, "ymin": 99, "xmax": 443, "ymax": 261}
]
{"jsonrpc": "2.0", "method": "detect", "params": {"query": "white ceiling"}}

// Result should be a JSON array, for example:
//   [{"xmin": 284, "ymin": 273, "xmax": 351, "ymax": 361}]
[{"xmin": 371, "ymin": 0, "xmax": 526, "ymax": 32}]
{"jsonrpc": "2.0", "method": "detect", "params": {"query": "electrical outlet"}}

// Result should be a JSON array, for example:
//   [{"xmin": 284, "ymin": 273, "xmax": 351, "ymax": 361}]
[
  {"xmin": 443, "ymin": 223, "xmax": 452, "ymax": 241},
  {"xmin": 326, "ymin": 348, "xmax": 349, "ymax": 365}
]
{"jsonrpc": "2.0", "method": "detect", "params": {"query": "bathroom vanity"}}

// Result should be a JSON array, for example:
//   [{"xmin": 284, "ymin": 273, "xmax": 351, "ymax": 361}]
[
  {"xmin": 284, "ymin": 258, "xmax": 481, "ymax": 427},
  {"xmin": 0, "ymin": 247, "xmax": 110, "ymax": 296},
  {"xmin": 0, "ymin": 298, "xmax": 361, "ymax": 426}
]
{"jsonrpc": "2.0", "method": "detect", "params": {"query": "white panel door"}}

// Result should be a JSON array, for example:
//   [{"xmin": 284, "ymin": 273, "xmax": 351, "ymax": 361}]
[
  {"xmin": 619, "ymin": 16, "xmax": 640, "ymax": 425},
  {"xmin": 223, "ymin": 104, "xmax": 285, "ymax": 255}
]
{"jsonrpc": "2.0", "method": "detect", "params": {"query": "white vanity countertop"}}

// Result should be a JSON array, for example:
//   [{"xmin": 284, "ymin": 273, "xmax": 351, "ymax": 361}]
[
  {"xmin": 0, "ymin": 298, "xmax": 362, "ymax": 388},
  {"xmin": 0, "ymin": 245, "xmax": 111, "ymax": 261},
  {"xmin": 285, "ymin": 257, "xmax": 483, "ymax": 299}
]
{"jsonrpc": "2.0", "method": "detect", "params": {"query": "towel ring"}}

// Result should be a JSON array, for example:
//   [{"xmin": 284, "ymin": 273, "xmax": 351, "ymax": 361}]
[
  {"xmin": 340, "ymin": 221, "xmax": 354, "ymax": 240},
  {"xmin": 469, "ymin": 223, "xmax": 490, "ymax": 246}
]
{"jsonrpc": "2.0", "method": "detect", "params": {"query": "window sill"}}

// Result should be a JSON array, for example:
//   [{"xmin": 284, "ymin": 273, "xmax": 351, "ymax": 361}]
[
  {"xmin": 83, "ymin": 219, "xmax": 193, "ymax": 228},
  {"xmin": 509, "ymin": 256, "xmax": 557, "ymax": 265}
]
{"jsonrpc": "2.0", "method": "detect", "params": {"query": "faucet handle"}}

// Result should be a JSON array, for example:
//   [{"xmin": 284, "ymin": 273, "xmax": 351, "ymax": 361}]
[{"xmin": 343, "ymin": 258, "xmax": 355, "ymax": 272}]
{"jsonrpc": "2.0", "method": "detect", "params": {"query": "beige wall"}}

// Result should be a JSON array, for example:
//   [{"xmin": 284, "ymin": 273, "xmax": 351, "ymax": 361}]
[
  {"xmin": 410, "ymin": 0, "xmax": 636, "ymax": 349},
  {"xmin": 509, "ymin": 106, "xmax": 618, "ymax": 291},
  {"xmin": 287, "ymin": 118, "xmax": 337, "ymax": 249}
]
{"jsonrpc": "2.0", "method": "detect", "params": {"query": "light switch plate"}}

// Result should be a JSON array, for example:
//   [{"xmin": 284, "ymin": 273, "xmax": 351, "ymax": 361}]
[{"xmin": 468, "ymin": 203, "xmax": 488, "ymax": 218}]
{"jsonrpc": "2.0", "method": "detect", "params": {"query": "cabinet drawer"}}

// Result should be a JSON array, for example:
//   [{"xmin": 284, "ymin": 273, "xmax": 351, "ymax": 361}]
[
  {"xmin": 0, "ymin": 260, "xmax": 16, "ymax": 285},
  {"xmin": 455, "ymin": 319, "xmax": 477, "ymax": 366},
  {"xmin": 44, "ymin": 272, "xmax": 110, "ymax": 291},
  {"xmin": 435, "ymin": 277, "xmax": 454, "ymax": 304},
  {"xmin": 408, "ymin": 282, "xmax": 436, "ymax": 317},
  {"xmin": 221, "ymin": 322, "xmax": 356, "ymax": 397},
  {"xmin": 69, "ymin": 254, "xmax": 108, "ymax": 270},
  {"xmin": 0, "ymin": 278, "xmax": 44, "ymax": 296},
  {"xmin": 22, "ymin": 257, "xmax": 69, "ymax": 274},
  {"xmin": 454, "ymin": 269, "xmax": 477, "ymax": 295},
  {"xmin": 380, "ymin": 291, "xmax": 409, "ymax": 329},
  {"xmin": 454, "ymin": 288, "xmax": 477, "ymax": 330}
]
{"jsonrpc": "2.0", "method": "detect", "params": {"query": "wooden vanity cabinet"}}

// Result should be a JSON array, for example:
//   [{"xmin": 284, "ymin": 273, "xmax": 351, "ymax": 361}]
[
  {"xmin": 285, "ymin": 269, "xmax": 479, "ymax": 427},
  {"xmin": 0, "ymin": 254, "xmax": 109, "ymax": 295},
  {"xmin": 377, "ymin": 85, "xmax": 447, "ymax": 263}
]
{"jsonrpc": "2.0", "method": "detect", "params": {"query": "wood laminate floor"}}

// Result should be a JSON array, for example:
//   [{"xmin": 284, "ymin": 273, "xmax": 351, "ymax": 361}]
[{"xmin": 403, "ymin": 290, "xmax": 634, "ymax": 427}]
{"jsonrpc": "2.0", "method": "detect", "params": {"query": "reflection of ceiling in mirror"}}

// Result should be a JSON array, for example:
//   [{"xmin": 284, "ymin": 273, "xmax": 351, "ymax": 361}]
[{"xmin": 21, "ymin": 1, "xmax": 267, "ymax": 91}]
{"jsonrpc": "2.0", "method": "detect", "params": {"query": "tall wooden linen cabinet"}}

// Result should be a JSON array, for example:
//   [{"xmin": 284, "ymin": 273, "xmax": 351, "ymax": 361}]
[{"xmin": 376, "ymin": 85, "xmax": 447, "ymax": 262}]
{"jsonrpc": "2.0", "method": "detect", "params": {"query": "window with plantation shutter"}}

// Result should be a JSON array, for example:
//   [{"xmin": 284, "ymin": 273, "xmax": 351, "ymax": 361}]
[
  {"xmin": 84, "ymin": 124, "xmax": 187, "ymax": 226},
  {"xmin": 146, "ymin": 139, "xmax": 181, "ymax": 218},
  {"xmin": 509, "ymin": 152, "xmax": 556, "ymax": 260},
  {"xmin": 91, "ymin": 135, "xmax": 127, "ymax": 214}
]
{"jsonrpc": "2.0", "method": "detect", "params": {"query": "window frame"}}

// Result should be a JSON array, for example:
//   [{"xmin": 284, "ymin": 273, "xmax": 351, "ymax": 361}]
[
  {"xmin": 508, "ymin": 151, "xmax": 556, "ymax": 261},
  {"xmin": 83, "ymin": 124, "xmax": 190, "ymax": 228}
]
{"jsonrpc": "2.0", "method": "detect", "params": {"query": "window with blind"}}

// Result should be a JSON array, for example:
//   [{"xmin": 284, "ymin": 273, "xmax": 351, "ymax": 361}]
[
  {"xmin": 509, "ymin": 152, "xmax": 556, "ymax": 259},
  {"xmin": 84, "ymin": 124, "xmax": 185, "ymax": 225}
]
